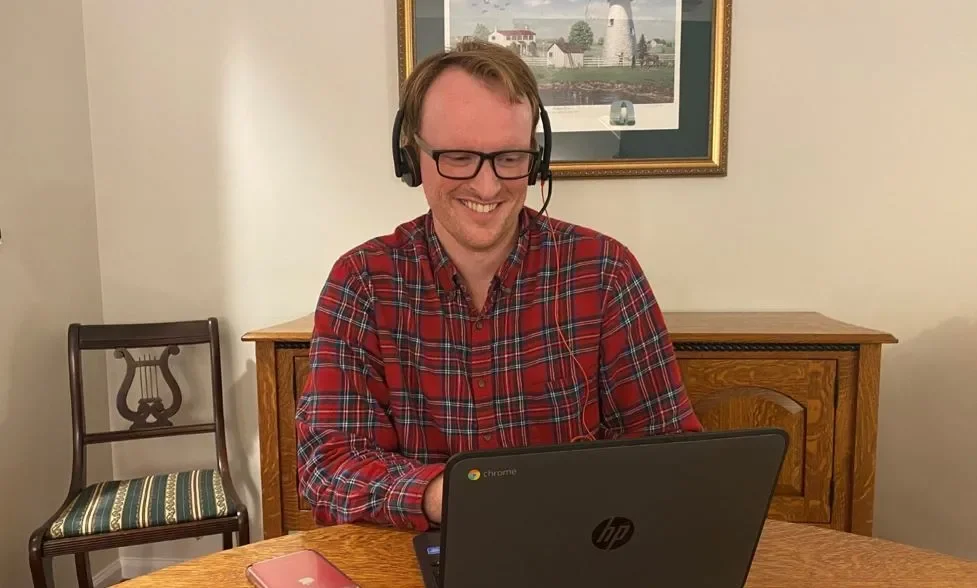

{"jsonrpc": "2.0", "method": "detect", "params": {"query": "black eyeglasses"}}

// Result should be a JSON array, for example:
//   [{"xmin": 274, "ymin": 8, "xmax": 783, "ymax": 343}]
[{"xmin": 414, "ymin": 134, "xmax": 537, "ymax": 180}]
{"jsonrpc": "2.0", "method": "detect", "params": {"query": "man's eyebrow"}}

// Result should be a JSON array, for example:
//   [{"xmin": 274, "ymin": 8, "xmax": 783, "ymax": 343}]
[{"xmin": 428, "ymin": 143, "xmax": 533, "ymax": 152}]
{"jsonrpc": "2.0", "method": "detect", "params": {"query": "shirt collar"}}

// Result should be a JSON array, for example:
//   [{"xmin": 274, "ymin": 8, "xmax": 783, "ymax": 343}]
[{"xmin": 425, "ymin": 207, "xmax": 533, "ymax": 298}]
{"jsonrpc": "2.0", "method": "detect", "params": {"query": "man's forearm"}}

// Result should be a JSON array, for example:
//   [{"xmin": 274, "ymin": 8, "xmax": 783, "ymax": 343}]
[
  {"xmin": 422, "ymin": 473, "xmax": 444, "ymax": 525},
  {"xmin": 297, "ymin": 423, "xmax": 445, "ymax": 531}
]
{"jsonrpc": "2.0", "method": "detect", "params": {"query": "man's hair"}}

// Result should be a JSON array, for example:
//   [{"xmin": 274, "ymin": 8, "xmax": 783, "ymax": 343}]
[{"xmin": 398, "ymin": 38, "xmax": 542, "ymax": 150}]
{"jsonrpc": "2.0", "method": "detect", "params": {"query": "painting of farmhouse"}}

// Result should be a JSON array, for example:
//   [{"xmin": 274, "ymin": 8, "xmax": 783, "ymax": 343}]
[{"xmin": 445, "ymin": 0, "xmax": 682, "ymax": 132}]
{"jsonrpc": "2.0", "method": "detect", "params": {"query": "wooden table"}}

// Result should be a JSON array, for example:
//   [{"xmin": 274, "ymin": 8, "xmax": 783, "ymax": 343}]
[{"xmin": 118, "ymin": 520, "xmax": 977, "ymax": 587}]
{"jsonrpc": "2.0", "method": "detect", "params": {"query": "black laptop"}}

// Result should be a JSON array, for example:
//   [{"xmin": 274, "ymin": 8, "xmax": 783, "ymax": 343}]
[{"xmin": 413, "ymin": 427, "xmax": 788, "ymax": 588}]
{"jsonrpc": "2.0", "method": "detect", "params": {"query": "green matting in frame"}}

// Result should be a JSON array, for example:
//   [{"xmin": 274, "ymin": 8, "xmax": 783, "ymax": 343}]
[{"xmin": 397, "ymin": 0, "xmax": 731, "ymax": 179}]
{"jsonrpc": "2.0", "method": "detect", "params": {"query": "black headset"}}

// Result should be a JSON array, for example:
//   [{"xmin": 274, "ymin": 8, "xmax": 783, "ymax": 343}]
[{"xmin": 391, "ymin": 101, "xmax": 553, "ymax": 190}]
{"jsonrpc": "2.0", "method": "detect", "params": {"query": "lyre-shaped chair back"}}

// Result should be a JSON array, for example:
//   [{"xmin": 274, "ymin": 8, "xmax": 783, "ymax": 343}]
[{"xmin": 113, "ymin": 345, "xmax": 184, "ymax": 429}]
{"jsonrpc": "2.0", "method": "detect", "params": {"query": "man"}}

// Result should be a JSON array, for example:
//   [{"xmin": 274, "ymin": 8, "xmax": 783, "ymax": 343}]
[{"xmin": 295, "ymin": 39, "xmax": 701, "ymax": 533}]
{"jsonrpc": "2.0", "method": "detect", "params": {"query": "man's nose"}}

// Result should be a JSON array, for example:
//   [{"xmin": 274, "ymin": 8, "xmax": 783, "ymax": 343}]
[{"xmin": 469, "ymin": 159, "xmax": 502, "ymax": 198}]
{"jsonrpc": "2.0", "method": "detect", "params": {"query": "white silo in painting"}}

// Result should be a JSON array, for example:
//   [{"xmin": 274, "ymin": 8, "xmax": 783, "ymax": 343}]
[{"xmin": 602, "ymin": 0, "xmax": 636, "ymax": 66}]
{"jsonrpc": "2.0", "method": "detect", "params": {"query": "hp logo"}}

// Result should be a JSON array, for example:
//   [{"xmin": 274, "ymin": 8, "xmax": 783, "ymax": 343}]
[{"xmin": 591, "ymin": 517, "xmax": 635, "ymax": 550}]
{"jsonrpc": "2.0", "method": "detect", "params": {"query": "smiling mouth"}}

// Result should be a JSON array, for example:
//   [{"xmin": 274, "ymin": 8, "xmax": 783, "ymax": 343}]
[{"xmin": 462, "ymin": 200, "xmax": 500, "ymax": 214}]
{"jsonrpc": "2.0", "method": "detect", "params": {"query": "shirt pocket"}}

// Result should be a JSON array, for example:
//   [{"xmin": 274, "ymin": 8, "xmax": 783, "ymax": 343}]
[{"xmin": 514, "ymin": 377, "xmax": 589, "ymax": 446}]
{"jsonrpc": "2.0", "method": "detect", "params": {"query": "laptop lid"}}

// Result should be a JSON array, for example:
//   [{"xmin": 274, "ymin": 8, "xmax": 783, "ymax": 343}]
[{"xmin": 436, "ymin": 428, "xmax": 788, "ymax": 588}]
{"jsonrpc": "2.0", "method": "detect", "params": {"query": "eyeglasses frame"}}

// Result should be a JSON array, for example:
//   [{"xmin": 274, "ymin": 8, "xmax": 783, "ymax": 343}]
[{"xmin": 412, "ymin": 134, "xmax": 539, "ymax": 181}]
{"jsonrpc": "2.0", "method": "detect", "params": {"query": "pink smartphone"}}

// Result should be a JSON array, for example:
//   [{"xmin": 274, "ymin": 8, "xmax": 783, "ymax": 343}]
[{"xmin": 245, "ymin": 549, "xmax": 360, "ymax": 588}]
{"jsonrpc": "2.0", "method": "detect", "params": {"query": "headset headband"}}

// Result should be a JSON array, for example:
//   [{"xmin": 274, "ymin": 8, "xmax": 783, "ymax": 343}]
[
  {"xmin": 391, "ymin": 108, "xmax": 406, "ymax": 179},
  {"xmin": 538, "ymin": 103, "xmax": 552, "ymax": 183}
]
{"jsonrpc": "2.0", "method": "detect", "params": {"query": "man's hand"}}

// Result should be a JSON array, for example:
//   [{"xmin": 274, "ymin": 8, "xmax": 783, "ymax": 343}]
[{"xmin": 423, "ymin": 473, "xmax": 444, "ymax": 524}]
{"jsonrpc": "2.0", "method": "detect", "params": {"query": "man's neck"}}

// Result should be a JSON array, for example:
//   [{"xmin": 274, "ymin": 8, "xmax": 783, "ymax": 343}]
[{"xmin": 434, "ymin": 220, "xmax": 517, "ymax": 312}]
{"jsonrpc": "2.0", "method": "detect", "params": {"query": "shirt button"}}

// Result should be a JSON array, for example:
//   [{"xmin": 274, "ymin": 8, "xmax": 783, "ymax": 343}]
[
  {"xmin": 482, "ymin": 433, "xmax": 493, "ymax": 441},
  {"xmin": 477, "ymin": 379, "xmax": 486, "ymax": 388},
  {"xmin": 475, "ymin": 320, "xmax": 483, "ymax": 330}
]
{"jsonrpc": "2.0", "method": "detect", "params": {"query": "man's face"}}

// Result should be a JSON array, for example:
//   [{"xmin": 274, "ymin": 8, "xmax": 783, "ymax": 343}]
[{"xmin": 416, "ymin": 68, "xmax": 535, "ymax": 256}]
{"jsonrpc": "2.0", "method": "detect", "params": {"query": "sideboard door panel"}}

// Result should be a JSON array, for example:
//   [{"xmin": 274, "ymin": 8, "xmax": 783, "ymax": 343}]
[
  {"xmin": 693, "ymin": 387, "xmax": 805, "ymax": 496},
  {"xmin": 679, "ymin": 358, "xmax": 836, "ymax": 524}
]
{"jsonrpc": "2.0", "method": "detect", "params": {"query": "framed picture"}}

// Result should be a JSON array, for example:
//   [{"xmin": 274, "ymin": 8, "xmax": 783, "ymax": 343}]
[{"xmin": 397, "ymin": 0, "xmax": 731, "ymax": 179}]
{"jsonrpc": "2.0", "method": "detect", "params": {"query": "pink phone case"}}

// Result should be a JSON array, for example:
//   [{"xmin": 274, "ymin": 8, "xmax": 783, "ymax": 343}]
[{"xmin": 245, "ymin": 549, "xmax": 360, "ymax": 588}]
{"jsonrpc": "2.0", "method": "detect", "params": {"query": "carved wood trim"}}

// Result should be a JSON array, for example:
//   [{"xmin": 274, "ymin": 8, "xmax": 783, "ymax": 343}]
[
  {"xmin": 278, "ymin": 342, "xmax": 309, "ymax": 350},
  {"xmin": 675, "ymin": 342, "xmax": 859, "ymax": 353}
]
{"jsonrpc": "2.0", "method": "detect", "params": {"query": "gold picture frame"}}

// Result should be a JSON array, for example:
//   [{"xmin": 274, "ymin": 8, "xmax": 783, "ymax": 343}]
[{"xmin": 397, "ymin": 0, "xmax": 732, "ymax": 179}]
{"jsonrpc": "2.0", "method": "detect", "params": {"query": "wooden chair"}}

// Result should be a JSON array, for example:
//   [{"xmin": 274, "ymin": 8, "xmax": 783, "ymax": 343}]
[{"xmin": 28, "ymin": 318, "xmax": 249, "ymax": 587}]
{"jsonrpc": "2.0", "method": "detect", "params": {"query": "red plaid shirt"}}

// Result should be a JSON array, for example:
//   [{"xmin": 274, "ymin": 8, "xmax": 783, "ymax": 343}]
[{"xmin": 295, "ymin": 208, "xmax": 701, "ymax": 531}]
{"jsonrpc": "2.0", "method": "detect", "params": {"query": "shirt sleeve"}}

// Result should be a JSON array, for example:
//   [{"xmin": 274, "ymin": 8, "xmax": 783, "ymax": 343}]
[
  {"xmin": 295, "ymin": 255, "xmax": 444, "ymax": 531},
  {"xmin": 598, "ymin": 245, "xmax": 703, "ymax": 437}
]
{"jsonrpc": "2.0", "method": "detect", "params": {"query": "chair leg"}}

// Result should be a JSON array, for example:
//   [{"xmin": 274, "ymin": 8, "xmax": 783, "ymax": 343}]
[
  {"xmin": 238, "ymin": 512, "xmax": 251, "ymax": 546},
  {"xmin": 223, "ymin": 532, "xmax": 233, "ymax": 550},
  {"xmin": 28, "ymin": 546, "xmax": 52, "ymax": 588},
  {"xmin": 75, "ymin": 552, "xmax": 94, "ymax": 588}
]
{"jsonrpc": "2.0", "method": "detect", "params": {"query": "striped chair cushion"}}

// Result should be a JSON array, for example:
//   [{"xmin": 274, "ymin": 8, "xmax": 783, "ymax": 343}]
[{"xmin": 46, "ymin": 469, "xmax": 234, "ymax": 539}]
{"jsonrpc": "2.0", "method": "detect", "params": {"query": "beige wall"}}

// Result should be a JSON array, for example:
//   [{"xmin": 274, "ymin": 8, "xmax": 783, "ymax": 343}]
[
  {"xmin": 0, "ymin": 0, "xmax": 116, "ymax": 585},
  {"xmin": 78, "ymin": 0, "xmax": 976, "ymax": 570}
]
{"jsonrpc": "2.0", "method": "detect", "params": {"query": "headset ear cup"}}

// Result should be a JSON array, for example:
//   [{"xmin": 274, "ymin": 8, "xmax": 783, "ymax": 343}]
[
  {"xmin": 400, "ymin": 145, "xmax": 422, "ymax": 188},
  {"xmin": 528, "ymin": 150, "xmax": 542, "ymax": 186}
]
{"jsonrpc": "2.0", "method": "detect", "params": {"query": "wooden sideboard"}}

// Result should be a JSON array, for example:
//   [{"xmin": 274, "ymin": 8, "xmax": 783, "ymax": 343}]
[{"xmin": 243, "ymin": 312, "xmax": 896, "ymax": 540}]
